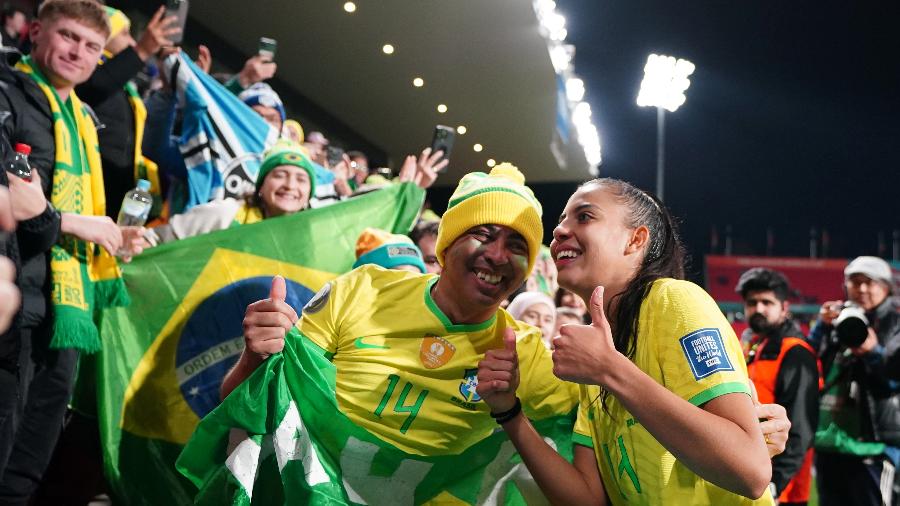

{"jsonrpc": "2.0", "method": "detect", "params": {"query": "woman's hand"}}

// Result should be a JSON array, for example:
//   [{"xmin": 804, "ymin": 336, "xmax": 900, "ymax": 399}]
[{"xmin": 551, "ymin": 286, "xmax": 621, "ymax": 385}]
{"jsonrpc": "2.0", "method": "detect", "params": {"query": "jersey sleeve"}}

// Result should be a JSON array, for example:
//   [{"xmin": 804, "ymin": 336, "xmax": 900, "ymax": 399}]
[
  {"xmin": 652, "ymin": 280, "xmax": 751, "ymax": 406},
  {"xmin": 516, "ymin": 322, "xmax": 580, "ymax": 420},
  {"xmin": 296, "ymin": 274, "xmax": 354, "ymax": 354},
  {"xmin": 572, "ymin": 384, "xmax": 597, "ymax": 448}
]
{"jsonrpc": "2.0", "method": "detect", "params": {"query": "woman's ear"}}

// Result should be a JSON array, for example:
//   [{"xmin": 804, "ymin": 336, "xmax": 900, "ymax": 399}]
[{"xmin": 625, "ymin": 225, "xmax": 650, "ymax": 256}]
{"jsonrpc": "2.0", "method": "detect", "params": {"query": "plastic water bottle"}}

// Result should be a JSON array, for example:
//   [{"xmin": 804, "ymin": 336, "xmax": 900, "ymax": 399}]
[
  {"xmin": 7, "ymin": 143, "xmax": 32, "ymax": 181},
  {"xmin": 117, "ymin": 179, "xmax": 153, "ymax": 227}
]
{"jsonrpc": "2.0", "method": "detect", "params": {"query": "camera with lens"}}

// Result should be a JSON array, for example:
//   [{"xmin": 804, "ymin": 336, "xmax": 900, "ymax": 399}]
[{"xmin": 833, "ymin": 302, "xmax": 870, "ymax": 348}]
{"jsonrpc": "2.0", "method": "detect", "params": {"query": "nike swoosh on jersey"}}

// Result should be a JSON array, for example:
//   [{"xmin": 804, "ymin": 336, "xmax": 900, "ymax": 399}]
[{"xmin": 354, "ymin": 337, "xmax": 390, "ymax": 349}]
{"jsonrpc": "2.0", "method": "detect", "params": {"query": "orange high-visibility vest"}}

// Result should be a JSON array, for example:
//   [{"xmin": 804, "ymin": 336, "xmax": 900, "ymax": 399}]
[{"xmin": 747, "ymin": 336, "xmax": 823, "ymax": 504}]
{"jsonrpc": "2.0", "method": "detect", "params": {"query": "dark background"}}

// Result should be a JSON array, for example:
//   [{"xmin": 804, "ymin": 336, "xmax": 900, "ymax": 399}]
[{"xmin": 512, "ymin": 0, "xmax": 900, "ymax": 280}]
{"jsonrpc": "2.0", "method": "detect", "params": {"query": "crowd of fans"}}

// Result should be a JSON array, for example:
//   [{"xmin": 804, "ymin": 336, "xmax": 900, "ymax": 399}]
[{"xmin": 0, "ymin": 2, "xmax": 897, "ymax": 505}]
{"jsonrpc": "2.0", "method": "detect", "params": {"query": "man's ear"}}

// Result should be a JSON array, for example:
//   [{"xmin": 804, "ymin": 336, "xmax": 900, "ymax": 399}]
[
  {"xmin": 625, "ymin": 225, "xmax": 650, "ymax": 256},
  {"xmin": 28, "ymin": 19, "xmax": 41, "ymax": 45}
]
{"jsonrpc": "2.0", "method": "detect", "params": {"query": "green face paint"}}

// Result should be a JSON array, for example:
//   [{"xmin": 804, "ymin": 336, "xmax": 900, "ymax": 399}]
[{"xmin": 511, "ymin": 253, "xmax": 528, "ymax": 272}]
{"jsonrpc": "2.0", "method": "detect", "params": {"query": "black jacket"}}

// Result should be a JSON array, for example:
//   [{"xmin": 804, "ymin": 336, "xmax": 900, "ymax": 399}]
[
  {"xmin": 75, "ymin": 47, "xmax": 144, "ymax": 219},
  {"xmin": 743, "ymin": 320, "xmax": 820, "ymax": 494},
  {"xmin": 816, "ymin": 297, "xmax": 900, "ymax": 447},
  {"xmin": 0, "ymin": 50, "xmax": 61, "ymax": 372}
]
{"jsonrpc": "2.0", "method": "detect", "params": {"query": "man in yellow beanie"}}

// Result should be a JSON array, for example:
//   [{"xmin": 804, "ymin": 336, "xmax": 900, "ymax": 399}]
[{"xmin": 217, "ymin": 164, "xmax": 578, "ymax": 502}]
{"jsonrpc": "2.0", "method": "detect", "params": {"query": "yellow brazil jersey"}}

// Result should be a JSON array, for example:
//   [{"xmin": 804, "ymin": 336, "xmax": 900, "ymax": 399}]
[
  {"xmin": 572, "ymin": 278, "xmax": 774, "ymax": 506},
  {"xmin": 297, "ymin": 264, "xmax": 578, "ymax": 456}
]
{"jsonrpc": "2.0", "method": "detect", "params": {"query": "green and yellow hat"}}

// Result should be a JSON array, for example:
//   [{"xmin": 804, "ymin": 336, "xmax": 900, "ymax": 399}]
[
  {"xmin": 256, "ymin": 143, "xmax": 317, "ymax": 197},
  {"xmin": 103, "ymin": 7, "xmax": 131, "ymax": 41},
  {"xmin": 435, "ymin": 163, "xmax": 543, "ymax": 275}
]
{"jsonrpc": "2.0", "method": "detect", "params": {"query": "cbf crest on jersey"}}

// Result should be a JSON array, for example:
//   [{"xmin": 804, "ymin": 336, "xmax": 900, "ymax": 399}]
[{"xmin": 459, "ymin": 368, "xmax": 482, "ymax": 402}]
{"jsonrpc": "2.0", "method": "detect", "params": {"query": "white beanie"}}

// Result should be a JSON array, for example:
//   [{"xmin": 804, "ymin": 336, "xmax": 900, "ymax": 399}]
[{"xmin": 506, "ymin": 291, "xmax": 556, "ymax": 321}]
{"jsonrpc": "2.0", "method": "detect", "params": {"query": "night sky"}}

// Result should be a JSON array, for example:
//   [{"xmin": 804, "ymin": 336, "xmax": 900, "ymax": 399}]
[{"xmin": 552, "ymin": 0, "xmax": 900, "ymax": 274}]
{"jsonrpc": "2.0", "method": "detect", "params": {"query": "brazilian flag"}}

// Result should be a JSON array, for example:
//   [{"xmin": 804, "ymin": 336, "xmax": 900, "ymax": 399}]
[
  {"xmin": 176, "ymin": 327, "xmax": 576, "ymax": 505},
  {"xmin": 92, "ymin": 184, "xmax": 425, "ymax": 504}
]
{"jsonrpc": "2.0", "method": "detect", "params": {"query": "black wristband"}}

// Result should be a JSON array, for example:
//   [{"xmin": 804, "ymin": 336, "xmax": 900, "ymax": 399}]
[{"xmin": 490, "ymin": 398, "xmax": 522, "ymax": 425}]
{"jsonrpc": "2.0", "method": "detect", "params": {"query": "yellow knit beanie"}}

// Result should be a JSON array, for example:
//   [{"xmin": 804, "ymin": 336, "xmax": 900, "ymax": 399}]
[
  {"xmin": 435, "ymin": 163, "xmax": 543, "ymax": 275},
  {"xmin": 103, "ymin": 7, "xmax": 130, "ymax": 41}
]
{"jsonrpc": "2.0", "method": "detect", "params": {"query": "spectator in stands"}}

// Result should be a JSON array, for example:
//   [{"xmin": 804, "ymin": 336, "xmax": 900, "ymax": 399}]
[
  {"xmin": 1, "ymin": 5, "xmax": 25, "ymax": 49},
  {"xmin": 553, "ymin": 306, "xmax": 583, "ymax": 336},
  {"xmin": 736, "ymin": 267, "xmax": 820, "ymax": 505},
  {"xmin": 75, "ymin": 6, "xmax": 179, "ymax": 220},
  {"xmin": 809, "ymin": 256, "xmax": 899, "ymax": 506},
  {"xmin": 0, "ymin": 1, "xmax": 142, "ymax": 501},
  {"xmin": 554, "ymin": 287, "xmax": 587, "ymax": 323},
  {"xmin": 304, "ymin": 130, "xmax": 328, "ymax": 167},
  {"xmin": 352, "ymin": 227, "xmax": 426, "ymax": 274},
  {"xmin": 142, "ymin": 49, "xmax": 277, "ymax": 212},
  {"xmin": 410, "ymin": 219, "xmax": 441, "ymax": 274},
  {"xmin": 506, "ymin": 291, "xmax": 556, "ymax": 348},
  {"xmin": 238, "ymin": 82, "xmax": 284, "ymax": 132},
  {"xmin": 141, "ymin": 143, "xmax": 316, "ymax": 246},
  {"xmin": 346, "ymin": 149, "xmax": 369, "ymax": 190}
]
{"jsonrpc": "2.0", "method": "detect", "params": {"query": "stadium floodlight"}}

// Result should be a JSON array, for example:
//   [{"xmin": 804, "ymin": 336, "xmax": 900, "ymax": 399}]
[
  {"xmin": 565, "ymin": 77, "xmax": 585, "ymax": 102},
  {"xmin": 636, "ymin": 53, "xmax": 695, "ymax": 201}
]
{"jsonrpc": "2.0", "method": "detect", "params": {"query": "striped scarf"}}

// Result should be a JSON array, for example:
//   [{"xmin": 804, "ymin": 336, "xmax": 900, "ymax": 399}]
[{"xmin": 16, "ymin": 56, "xmax": 129, "ymax": 353}]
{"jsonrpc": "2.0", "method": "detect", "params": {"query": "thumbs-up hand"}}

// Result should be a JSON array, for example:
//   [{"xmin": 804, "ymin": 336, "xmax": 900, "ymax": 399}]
[
  {"xmin": 476, "ymin": 327, "xmax": 521, "ymax": 414},
  {"xmin": 242, "ymin": 275, "xmax": 298, "ymax": 364},
  {"xmin": 551, "ymin": 286, "xmax": 617, "ymax": 385}
]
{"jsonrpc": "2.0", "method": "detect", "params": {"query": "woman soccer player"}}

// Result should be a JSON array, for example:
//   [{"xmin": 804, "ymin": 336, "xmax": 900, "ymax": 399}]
[{"xmin": 477, "ymin": 178, "xmax": 777, "ymax": 505}]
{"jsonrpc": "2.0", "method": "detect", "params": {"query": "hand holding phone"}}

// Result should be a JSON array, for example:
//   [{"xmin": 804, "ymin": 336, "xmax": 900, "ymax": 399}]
[
  {"xmin": 430, "ymin": 125, "xmax": 455, "ymax": 171},
  {"xmin": 164, "ymin": 0, "xmax": 189, "ymax": 45},
  {"xmin": 258, "ymin": 37, "xmax": 277, "ymax": 61},
  {"xmin": 326, "ymin": 146, "xmax": 345, "ymax": 169}
]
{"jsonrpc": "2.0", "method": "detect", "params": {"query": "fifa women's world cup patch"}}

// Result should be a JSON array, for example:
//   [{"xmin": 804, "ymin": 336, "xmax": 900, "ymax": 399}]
[
  {"xmin": 419, "ymin": 335, "xmax": 456, "ymax": 369},
  {"xmin": 679, "ymin": 328, "xmax": 734, "ymax": 380}
]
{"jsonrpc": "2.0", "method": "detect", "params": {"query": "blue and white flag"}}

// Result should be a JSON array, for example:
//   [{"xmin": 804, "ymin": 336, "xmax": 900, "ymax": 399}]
[{"xmin": 165, "ymin": 54, "xmax": 278, "ymax": 208}]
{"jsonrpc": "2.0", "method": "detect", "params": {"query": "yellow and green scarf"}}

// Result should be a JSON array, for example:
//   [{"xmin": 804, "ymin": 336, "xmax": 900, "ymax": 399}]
[
  {"xmin": 98, "ymin": 45, "xmax": 163, "ymax": 219},
  {"xmin": 232, "ymin": 201, "xmax": 264, "ymax": 226},
  {"xmin": 16, "ymin": 56, "xmax": 129, "ymax": 353},
  {"xmin": 125, "ymin": 81, "xmax": 163, "ymax": 217}
]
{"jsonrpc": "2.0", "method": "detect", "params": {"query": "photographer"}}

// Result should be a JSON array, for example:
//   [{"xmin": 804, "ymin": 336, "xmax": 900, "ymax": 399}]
[{"xmin": 809, "ymin": 256, "xmax": 899, "ymax": 506}]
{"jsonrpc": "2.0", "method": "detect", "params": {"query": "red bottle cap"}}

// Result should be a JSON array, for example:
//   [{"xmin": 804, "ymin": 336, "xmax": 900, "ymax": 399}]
[{"xmin": 14, "ymin": 143, "xmax": 31, "ymax": 155}]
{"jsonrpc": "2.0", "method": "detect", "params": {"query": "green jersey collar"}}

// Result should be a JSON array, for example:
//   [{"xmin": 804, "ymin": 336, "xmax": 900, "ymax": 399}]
[{"xmin": 424, "ymin": 277, "xmax": 497, "ymax": 333}]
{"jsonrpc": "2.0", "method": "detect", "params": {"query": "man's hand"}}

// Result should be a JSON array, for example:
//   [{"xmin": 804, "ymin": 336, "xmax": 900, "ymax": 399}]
[
  {"xmin": 755, "ymin": 402, "xmax": 790, "ymax": 457},
  {"xmin": 851, "ymin": 327, "xmax": 879, "ymax": 356},
  {"xmin": 332, "ymin": 154, "xmax": 353, "ymax": 197},
  {"xmin": 117, "ymin": 226, "xmax": 147, "ymax": 262},
  {"xmin": 551, "ymin": 286, "xmax": 619, "ymax": 384},
  {"xmin": 476, "ymin": 328, "xmax": 520, "ymax": 413},
  {"xmin": 236, "ymin": 55, "xmax": 277, "ymax": 89},
  {"xmin": 0, "ymin": 186, "xmax": 14, "ymax": 232},
  {"xmin": 241, "ymin": 276, "xmax": 297, "ymax": 366},
  {"xmin": 8, "ymin": 170, "xmax": 47, "ymax": 221},
  {"xmin": 818, "ymin": 300, "xmax": 843, "ymax": 326},
  {"xmin": 135, "ymin": 6, "xmax": 182, "ymax": 61},
  {"xmin": 0, "ymin": 256, "xmax": 19, "ymax": 333},
  {"xmin": 60, "ymin": 213, "xmax": 122, "ymax": 256},
  {"xmin": 398, "ymin": 147, "xmax": 448, "ymax": 189}
]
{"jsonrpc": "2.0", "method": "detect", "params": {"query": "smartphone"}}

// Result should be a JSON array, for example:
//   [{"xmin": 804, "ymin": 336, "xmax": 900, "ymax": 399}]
[
  {"xmin": 258, "ymin": 37, "xmax": 277, "ymax": 61},
  {"xmin": 165, "ymin": 0, "xmax": 189, "ymax": 45},
  {"xmin": 430, "ymin": 125, "xmax": 455, "ymax": 170},
  {"xmin": 326, "ymin": 146, "xmax": 345, "ymax": 168}
]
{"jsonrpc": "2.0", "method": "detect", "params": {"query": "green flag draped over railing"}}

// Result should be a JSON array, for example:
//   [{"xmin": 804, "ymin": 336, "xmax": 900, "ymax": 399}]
[
  {"xmin": 91, "ymin": 184, "xmax": 427, "ymax": 504},
  {"xmin": 176, "ymin": 330, "xmax": 575, "ymax": 505}
]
